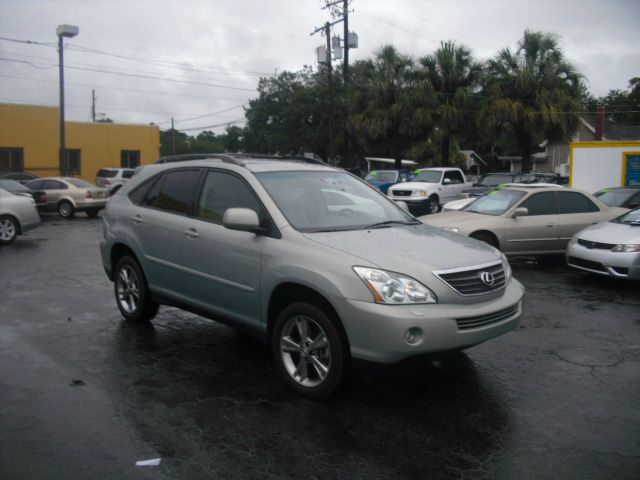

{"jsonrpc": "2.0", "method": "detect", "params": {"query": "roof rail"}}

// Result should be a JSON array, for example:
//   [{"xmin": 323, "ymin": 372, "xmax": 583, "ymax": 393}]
[{"xmin": 154, "ymin": 152, "xmax": 328, "ymax": 166}]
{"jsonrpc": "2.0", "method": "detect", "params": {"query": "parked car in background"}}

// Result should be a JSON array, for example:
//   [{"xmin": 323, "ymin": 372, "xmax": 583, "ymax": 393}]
[
  {"xmin": 365, "ymin": 170, "xmax": 412, "ymax": 194},
  {"xmin": 593, "ymin": 186, "xmax": 640, "ymax": 210},
  {"xmin": 421, "ymin": 186, "xmax": 626, "ymax": 255},
  {"xmin": 387, "ymin": 167, "xmax": 472, "ymax": 215},
  {"xmin": 0, "ymin": 188, "xmax": 40, "ymax": 245},
  {"xmin": 96, "ymin": 168, "xmax": 135, "ymax": 190},
  {"xmin": 25, "ymin": 177, "xmax": 109, "ymax": 218},
  {"xmin": 567, "ymin": 208, "xmax": 640, "ymax": 280},
  {"xmin": 0, "ymin": 179, "xmax": 47, "ymax": 208},
  {"xmin": 442, "ymin": 183, "xmax": 562, "ymax": 212},
  {"xmin": 0, "ymin": 171, "xmax": 39, "ymax": 185},
  {"xmin": 463, "ymin": 172, "xmax": 539, "ymax": 197},
  {"xmin": 100, "ymin": 154, "xmax": 524, "ymax": 398}
]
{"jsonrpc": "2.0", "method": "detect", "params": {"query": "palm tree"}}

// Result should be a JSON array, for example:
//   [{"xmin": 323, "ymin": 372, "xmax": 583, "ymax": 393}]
[
  {"xmin": 420, "ymin": 41, "xmax": 482, "ymax": 166},
  {"xmin": 481, "ymin": 30, "xmax": 584, "ymax": 172},
  {"xmin": 348, "ymin": 45, "xmax": 435, "ymax": 169}
]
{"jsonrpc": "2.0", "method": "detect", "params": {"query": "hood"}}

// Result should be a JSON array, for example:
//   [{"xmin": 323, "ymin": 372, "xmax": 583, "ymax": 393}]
[
  {"xmin": 389, "ymin": 181, "xmax": 438, "ymax": 192},
  {"xmin": 420, "ymin": 211, "xmax": 489, "ymax": 230},
  {"xmin": 575, "ymin": 220, "xmax": 640, "ymax": 245},
  {"xmin": 303, "ymin": 223, "xmax": 501, "ymax": 282},
  {"xmin": 463, "ymin": 186, "xmax": 492, "ymax": 196}
]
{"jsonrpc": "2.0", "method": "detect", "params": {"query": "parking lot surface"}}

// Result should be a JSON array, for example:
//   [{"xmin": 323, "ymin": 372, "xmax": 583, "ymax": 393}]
[{"xmin": 1, "ymin": 216, "xmax": 639, "ymax": 479}]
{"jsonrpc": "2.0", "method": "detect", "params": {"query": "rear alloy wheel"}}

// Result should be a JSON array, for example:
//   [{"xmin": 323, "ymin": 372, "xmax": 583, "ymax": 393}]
[
  {"xmin": 114, "ymin": 256, "xmax": 159, "ymax": 323},
  {"xmin": 0, "ymin": 215, "xmax": 18, "ymax": 245},
  {"xmin": 427, "ymin": 195, "xmax": 439, "ymax": 214},
  {"xmin": 57, "ymin": 200, "xmax": 75, "ymax": 219},
  {"xmin": 272, "ymin": 302, "xmax": 347, "ymax": 398}
]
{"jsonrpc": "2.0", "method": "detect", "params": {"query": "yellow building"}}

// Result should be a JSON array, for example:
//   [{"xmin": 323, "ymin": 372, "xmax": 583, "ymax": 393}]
[{"xmin": 0, "ymin": 103, "xmax": 160, "ymax": 182}]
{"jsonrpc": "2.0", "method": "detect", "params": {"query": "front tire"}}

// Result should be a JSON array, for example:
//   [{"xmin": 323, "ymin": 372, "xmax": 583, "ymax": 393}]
[
  {"xmin": 114, "ymin": 256, "xmax": 159, "ymax": 323},
  {"xmin": 57, "ymin": 200, "xmax": 75, "ymax": 219},
  {"xmin": 0, "ymin": 215, "xmax": 18, "ymax": 245},
  {"xmin": 272, "ymin": 303, "xmax": 347, "ymax": 399},
  {"xmin": 427, "ymin": 195, "xmax": 439, "ymax": 214}
]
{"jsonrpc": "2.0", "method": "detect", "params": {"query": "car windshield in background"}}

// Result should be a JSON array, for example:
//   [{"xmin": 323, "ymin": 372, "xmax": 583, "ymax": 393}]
[
  {"xmin": 97, "ymin": 169, "xmax": 118, "ymax": 178},
  {"xmin": 613, "ymin": 208, "xmax": 640, "ymax": 225},
  {"xmin": 69, "ymin": 179, "xmax": 94, "ymax": 188},
  {"xmin": 256, "ymin": 171, "xmax": 415, "ymax": 232},
  {"xmin": 412, "ymin": 171, "xmax": 441, "ymax": 183},
  {"xmin": 369, "ymin": 171, "xmax": 398, "ymax": 183},
  {"xmin": 595, "ymin": 189, "xmax": 635, "ymax": 207},
  {"xmin": 477, "ymin": 175, "xmax": 513, "ymax": 186},
  {"xmin": 464, "ymin": 189, "xmax": 526, "ymax": 216}
]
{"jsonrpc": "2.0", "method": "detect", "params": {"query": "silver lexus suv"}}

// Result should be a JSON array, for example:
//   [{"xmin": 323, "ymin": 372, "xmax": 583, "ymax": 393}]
[{"xmin": 100, "ymin": 154, "xmax": 524, "ymax": 398}]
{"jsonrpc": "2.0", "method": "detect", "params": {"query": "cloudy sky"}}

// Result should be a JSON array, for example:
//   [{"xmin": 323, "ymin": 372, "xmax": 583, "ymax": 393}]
[{"xmin": 1, "ymin": 0, "xmax": 638, "ymax": 134}]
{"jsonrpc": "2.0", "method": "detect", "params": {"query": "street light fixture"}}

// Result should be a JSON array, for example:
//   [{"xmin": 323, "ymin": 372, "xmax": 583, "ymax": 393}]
[{"xmin": 57, "ymin": 24, "xmax": 78, "ymax": 176}]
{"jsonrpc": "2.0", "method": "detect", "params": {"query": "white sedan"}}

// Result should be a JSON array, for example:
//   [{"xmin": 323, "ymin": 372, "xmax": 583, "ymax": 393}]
[
  {"xmin": 0, "ymin": 188, "xmax": 40, "ymax": 245},
  {"xmin": 567, "ymin": 208, "xmax": 640, "ymax": 280}
]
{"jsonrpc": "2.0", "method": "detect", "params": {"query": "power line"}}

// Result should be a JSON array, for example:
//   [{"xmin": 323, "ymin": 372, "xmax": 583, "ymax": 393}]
[{"xmin": 178, "ymin": 118, "xmax": 246, "ymax": 132}]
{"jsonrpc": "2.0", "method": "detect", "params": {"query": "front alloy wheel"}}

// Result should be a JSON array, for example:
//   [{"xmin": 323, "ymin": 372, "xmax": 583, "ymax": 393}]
[
  {"xmin": 273, "ymin": 303, "xmax": 347, "ymax": 398},
  {"xmin": 0, "ymin": 215, "xmax": 18, "ymax": 245}
]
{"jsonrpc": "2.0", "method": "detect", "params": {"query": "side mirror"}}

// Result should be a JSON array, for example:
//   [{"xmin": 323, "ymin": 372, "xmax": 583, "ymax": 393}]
[
  {"xmin": 512, "ymin": 207, "xmax": 528, "ymax": 218},
  {"xmin": 443, "ymin": 178, "xmax": 452, "ymax": 185},
  {"xmin": 223, "ymin": 208, "xmax": 263, "ymax": 233},
  {"xmin": 395, "ymin": 200, "xmax": 410, "ymax": 213}
]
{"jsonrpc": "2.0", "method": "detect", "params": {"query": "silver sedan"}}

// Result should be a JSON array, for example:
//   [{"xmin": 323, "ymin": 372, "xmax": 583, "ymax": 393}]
[
  {"xmin": 0, "ymin": 188, "xmax": 40, "ymax": 245},
  {"xmin": 567, "ymin": 208, "xmax": 640, "ymax": 280}
]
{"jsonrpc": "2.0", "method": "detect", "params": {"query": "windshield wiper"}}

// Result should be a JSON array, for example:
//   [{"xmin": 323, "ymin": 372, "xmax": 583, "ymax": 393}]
[{"xmin": 364, "ymin": 220, "xmax": 420, "ymax": 229}]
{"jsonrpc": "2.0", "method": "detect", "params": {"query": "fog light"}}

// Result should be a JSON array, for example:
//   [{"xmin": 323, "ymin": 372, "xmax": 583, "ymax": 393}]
[{"xmin": 404, "ymin": 327, "xmax": 423, "ymax": 346}]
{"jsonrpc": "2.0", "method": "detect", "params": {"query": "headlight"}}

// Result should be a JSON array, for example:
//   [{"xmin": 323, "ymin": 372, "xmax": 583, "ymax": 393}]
[
  {"xmin": 415, "ymin": 190, "xmax": 427, "ymax": 197},
  {"xmin": 612, "ymin": 244, "xmax": 640, "ymax": 252},
  {"xmin": 353, "ymin": 267, "xmax": 437, "ymax": 304},
  {"xmin": 443, "ymin": 227, "xmax": 460, "ymax": 233},
  {"xmin": 569, "ymin": 236, "xmax": 578, "ymax": 245},
  {"xmin": 500, "ymin": 252, "xmax": 512, "ymax": 283}
]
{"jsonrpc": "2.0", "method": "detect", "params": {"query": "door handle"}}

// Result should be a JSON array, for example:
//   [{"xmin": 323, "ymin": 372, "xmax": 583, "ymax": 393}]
[
  {"xmin": 132, "ymin": 215, "xmax": 143, "ymax": 224},
  {"xmin": 184, "ymin": 228, "xmax": 199, "ymax": 239},
  {"xmin": 546, "ymin": 224, "xmax": 555, "ymax": 228}
]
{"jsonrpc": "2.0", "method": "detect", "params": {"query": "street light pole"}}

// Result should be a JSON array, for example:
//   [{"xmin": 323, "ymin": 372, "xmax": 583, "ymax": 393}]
[{"xmin": 56, "ymin": 24, "xmax": 78, "ymax": 176}]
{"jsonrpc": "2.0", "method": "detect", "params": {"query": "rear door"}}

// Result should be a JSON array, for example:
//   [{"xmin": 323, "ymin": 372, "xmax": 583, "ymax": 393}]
[
  {"xmin": 556, "ymin": 191, "xmax": 602, "ymax": 248},
  {"xmin": 42, "ymin": 179, "xmax": 68, "ymax": 208},
  {"xmin": 503, "ymin": 191, "xmax": 560, "ymax": 253}
]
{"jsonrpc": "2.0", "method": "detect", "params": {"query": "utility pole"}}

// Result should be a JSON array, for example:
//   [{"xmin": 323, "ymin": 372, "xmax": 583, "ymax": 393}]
[
  {"xmin": 171, "ymin": 117, "xmax": 176, "ymax": 154},
  {"xmin": 91, "ymin": 89, "xmax": 96, "ymax": 122},
  {"xmin": 325, "ymin": 22, "xmax": 335, "ymax": 166},
  {"xmin": 342, "ymin": 0, "xmax": 350, "ymax": 168}
]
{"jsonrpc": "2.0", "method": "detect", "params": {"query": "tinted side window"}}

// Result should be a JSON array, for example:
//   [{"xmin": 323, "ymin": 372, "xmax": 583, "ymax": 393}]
[
  {"xmin": 520, "ymin": 192, "xmax": 557, "ymax": 216},
  {"xmin": 146, "ymin": 169, "xmax": 201, "ymax": 215},
  {"xmin": 197, "ymin": 171, "xmax": 262, "ymax": 223},
  {"xmin": 122, "ymin": 170, "xmax": 134, "ymax": 179},
  {"xmin": 27, "ymin": 180, "xmax": 44, "ymax": 190},
  {"xmin": 558, "ymin": 191, "xmax": 599, "ymax": 214},
  {"xmin": 129, "ymin": 176, "xmax": 159, "ymax": 205},
  {"xmin": 444, "ymin": 170, "xmax": 464, "ymax": 184},
  {"xmin": 43, "ymin": 180, "xmax": 68, "ymax": 190}
]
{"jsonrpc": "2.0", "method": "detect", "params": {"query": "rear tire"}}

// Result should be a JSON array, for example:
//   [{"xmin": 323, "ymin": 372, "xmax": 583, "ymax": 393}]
[
  {"xmin": 114, "ymin": 256, "xmax": 159, "ymax": 323},
  {"xmin": 0, "ymin": 215, "xmax": 18, "ymax": 245},
  {"xmin": 58, "ymin": 200, "xmax": 75, "ymax": 219},
  {"xmin": 272, "ymin": 302, "xmax": 347, "ymax": 399},
  {"xmin": 470, "ymin": 231, "xmax": 499, "ymax": 249}
]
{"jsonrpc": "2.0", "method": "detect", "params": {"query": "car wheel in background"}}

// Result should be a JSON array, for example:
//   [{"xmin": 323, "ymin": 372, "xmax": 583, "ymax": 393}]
[
  {"xmin": 0, "ymin": 215, "xmax": 18, "ymax": 245},
  {"xmin": 272, "ymin": 302, "xmax": 347, "ymax": 399},
  {"xmin": 85, "ymin": 208, "xmax": 100, "ymax": 218},
  {"xmin": 114, "ymin": 256, "xmax": 159, "ymax": 323},
  {"xmin": 57, "ymin": 200, "xmax": 75, "ymax": 219},
  {"xmin": 427, "ymin": 195, "xmax": 439, "ymax": 214},
  {"xmin": 470, "ymin": 231, "xmax": 499, "ymax": 249}
]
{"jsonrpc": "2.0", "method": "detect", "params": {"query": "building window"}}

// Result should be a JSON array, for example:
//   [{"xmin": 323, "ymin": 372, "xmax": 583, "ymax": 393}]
[
  {"xmin": 61, "ymin": 149, "xmax": 81, "ymax": 176},
  {"xmin": 121, "ymin": 150, "xmax": 140, "ymax": 168},
  {"xmin": 0, "ymin": 148, "xmax": 24, "ymax": 172}
]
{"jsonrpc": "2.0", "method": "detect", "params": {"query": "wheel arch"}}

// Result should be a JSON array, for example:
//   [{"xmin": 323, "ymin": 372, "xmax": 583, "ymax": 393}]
[
  {"xmin": 469, "ymin": 229, "xmax": 501, "ymax": 249},
  {"xmin": 0, "ymin": 214, "xmax": 21, "ymax": 235},
  {"xmin": 110, "ymin": 243, "xmax": 141, "ymax": 278},
  {"xmin": 267, "ymin": 282, "xmax": 351, "ymax": 356},
  {"xmin": 57, "ymin": 196, "xmax": 77, "ymax": 208}
]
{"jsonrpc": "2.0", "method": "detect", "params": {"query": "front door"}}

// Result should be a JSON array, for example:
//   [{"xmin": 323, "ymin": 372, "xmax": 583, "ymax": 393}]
[{"xmin": 503, "ymin": 191, "xmax": 560, "ymax": 253}]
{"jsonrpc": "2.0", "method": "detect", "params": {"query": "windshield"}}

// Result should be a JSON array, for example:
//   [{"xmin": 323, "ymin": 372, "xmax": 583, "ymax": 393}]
[
  {"xmin": 69, "ymin": 179, "xmax": 95, "ymax": 188},
  {"xmin": 477, "ymin": 174, "xmax": 513, "ymax": 186},
  {"xmin": 256, "ymin": 171, "xmax": 416, "ymax": 232},
  {"xmin": 612, "ymin": 208, "xmax": 640, "ymax": 225},
  {"xmin": 595, "ymin": 189, "xmax": 635, "ymax": 207},
  {"xmin": 366, "ymin": 171, "xmax": 398, "ymax": 183},
  {"xmin": 464, "ymin": 189, "xmax": 526, "ymax": 216},
  {"xmin": 412, "ymin": 171, "xmax": 441, "ymax": 183}
]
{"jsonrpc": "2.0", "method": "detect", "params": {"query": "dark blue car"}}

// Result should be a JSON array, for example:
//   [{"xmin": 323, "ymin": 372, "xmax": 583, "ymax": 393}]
[{"xmin": 365, "ymin": 170, "xmax": 412, "ymax": 194}]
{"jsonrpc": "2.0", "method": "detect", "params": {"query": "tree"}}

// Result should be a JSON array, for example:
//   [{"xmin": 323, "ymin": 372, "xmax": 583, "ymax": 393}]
[
  {"xmin": 420, "ymin": 41, "xmax": 482, "ymax": 166},
  {"xmin": 223, "ymin": 125, "xmax": 244, "ymax": 152},
  {"xmin": 481, "ymin": 30, "xmax": 584, "ymax": 172},
  {"xmin": 348, "ymin": 45, "xmax": 435, "ymax": 169}
]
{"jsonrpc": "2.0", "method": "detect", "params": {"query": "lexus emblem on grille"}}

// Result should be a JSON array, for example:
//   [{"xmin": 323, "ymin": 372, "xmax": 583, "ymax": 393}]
[{"xmin": 480, "ymin": 271, "xmax": 495, "ymax": 286}]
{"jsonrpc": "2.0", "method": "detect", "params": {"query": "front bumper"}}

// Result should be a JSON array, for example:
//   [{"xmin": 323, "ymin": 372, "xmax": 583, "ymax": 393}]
[
  {"xmin": 389, "ymin": 196, "xmax": 431, "ymax": 214},
  {"xmin": 567, "ymin": 243, "xmax": 640, "ymax": 280},
  {"xmin": 333, "ymin": 278, "xmax": 525, "ymax": 363}
]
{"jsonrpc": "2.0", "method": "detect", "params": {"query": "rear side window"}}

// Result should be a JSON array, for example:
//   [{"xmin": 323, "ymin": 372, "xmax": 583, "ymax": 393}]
[
  {"xmin": 520, "ymin": 192, "xmax": 557, "ymax": 216},
  {"xmin": 26, "ymin": 180, "xmax": 44, "ymax": 190},
  {"xmin": 145, "ymin": 169, "xmax": 201, "ymax": 215},
  {"xmin": 122, "ymin": 170, "xmax": 134, "ymax": 179},
  {"xmin": 97, "ymin": 169, "xmax": 117, "ymax": 178},
  {"xmin": 196, "ymin": 171, "xmax": 262, "ymax": 223},
  {"xmin": 129, "ymin": 176, "xmax": 158, "ymax": 205},
  {"xmin": 43, "ymin": 180, "xmax": 68, "ymax": 190},
  {"xmin": 558, "ymin": 191, "xmax": 599, "ymax": 213}
]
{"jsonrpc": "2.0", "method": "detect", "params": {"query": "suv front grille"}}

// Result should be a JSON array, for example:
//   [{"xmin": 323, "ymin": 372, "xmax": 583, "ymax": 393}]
[
  {"xmin": 577, "ymin": 239, "xmax": 615, "ymax": 250},
  {"xmin": 391, "ymin": 190, "xmax": 412, "ymax": 197},
  {"xmin": 456, "ymin": 303, "xmax": 520, "ymax": 330},
  {"xmin": 434, "ymin": 261, "xmax": 506, "ymax": 296}
]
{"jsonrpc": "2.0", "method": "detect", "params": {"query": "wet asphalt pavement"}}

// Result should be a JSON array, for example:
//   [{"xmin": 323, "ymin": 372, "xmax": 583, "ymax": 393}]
[{"xmin": 0, "ymin": 216, "xmax": 639, "ymax": 480}]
